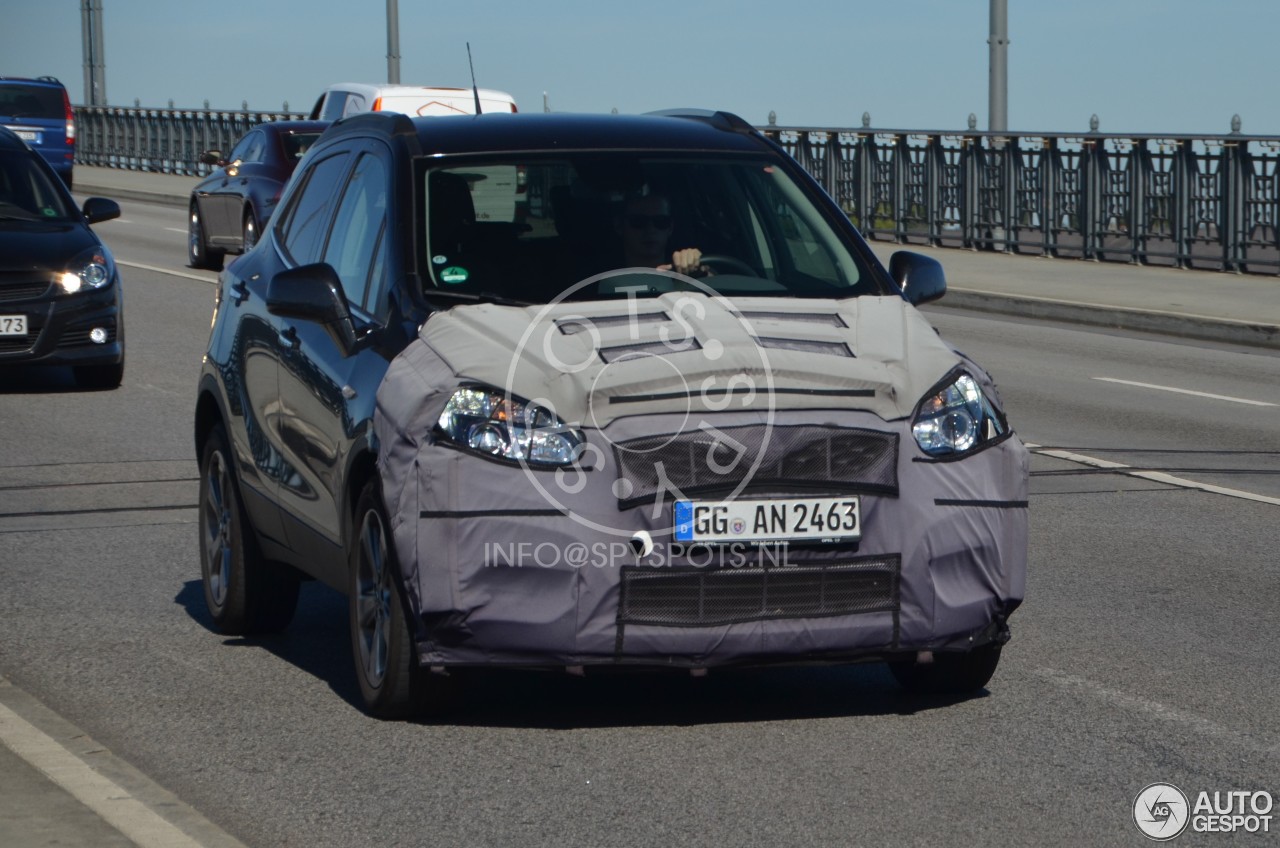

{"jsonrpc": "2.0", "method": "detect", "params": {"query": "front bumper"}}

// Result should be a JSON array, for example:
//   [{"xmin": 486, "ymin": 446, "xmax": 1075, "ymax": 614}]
[
  {"xmin": 380, "ymin": 409, "xmax": 1029, "ymax": 668},
  {"xmin": 0, "ymin": 283, "xmax": 123, "ymax": 367}
]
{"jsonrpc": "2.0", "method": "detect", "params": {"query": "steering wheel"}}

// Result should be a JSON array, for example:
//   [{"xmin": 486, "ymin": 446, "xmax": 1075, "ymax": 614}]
[{"xmin": 696, "ymin": 254, "xmax": 759, "ymax": 277}]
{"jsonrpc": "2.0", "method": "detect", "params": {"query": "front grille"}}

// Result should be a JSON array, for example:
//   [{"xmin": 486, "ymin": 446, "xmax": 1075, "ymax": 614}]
[
  {"xmin": 0, "ymin": 281, "xmax": 50, "ymax": 303},
  {"xmin": 612, "ymin": 424, "xmax": 899, "ymax": 507},
  {"xmin": 619, "ymin": 555, "xmax": 900, "ymax": 627}
]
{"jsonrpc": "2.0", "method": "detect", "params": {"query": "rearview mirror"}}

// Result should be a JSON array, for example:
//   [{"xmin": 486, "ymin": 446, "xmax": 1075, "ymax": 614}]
[
  {"xmin": 199, "ymin": 149, "xmax": 225, "ymax": 166},
  {"xmin": 82, "ymin": 197, "xmax": 120, "ymax": 225},
  {"xmin": 889, "ymin": 251, "xmax": 947, "ymax": 306},
  {"xmin": 266, "ymin": 263, "xmax": 357, "ymax": 354}
]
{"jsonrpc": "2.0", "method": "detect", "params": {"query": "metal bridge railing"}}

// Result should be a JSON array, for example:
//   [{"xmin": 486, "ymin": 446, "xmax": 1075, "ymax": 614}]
[
  {"xmin": 75, "ymin": 105, "xmax": 305, "ymax": 177},
  {"xmin": 72, "ymin": 107, "xmax": 1280, "ymax": 275},
  {"xmin": 764, "ymin": 126, "xmax": 1280, "ymax": 275}
]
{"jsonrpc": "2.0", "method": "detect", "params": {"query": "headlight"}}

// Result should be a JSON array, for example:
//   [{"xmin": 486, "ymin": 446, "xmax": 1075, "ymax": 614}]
[
  {"xmin": 912, "ymin": 373, "xmax": 1007, "ymax": 457},
  {"xmin": 437, "ymin": 386, "xmax": 585, "ymax": 466},
  {"xmin": 58, "ymin": 245, "xmax": 115, "ymax": 295}
]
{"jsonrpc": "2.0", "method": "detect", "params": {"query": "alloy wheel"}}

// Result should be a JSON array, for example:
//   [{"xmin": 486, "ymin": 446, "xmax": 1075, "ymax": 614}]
[
  {"xmin": 355, "ymin": 509, "xmax": 393, "ymax": 688},
  {"xmin": 202, "ymin": 449, "xmax": 232, "ymax": 609}
]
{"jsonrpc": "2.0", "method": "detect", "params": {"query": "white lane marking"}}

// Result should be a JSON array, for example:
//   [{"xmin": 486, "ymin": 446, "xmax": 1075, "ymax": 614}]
[
  {"xmin": 1031, "ymin": 445, "xmax": 1280, "ymax": 507},
  {"xmin": 1093, "ymin": 376, "xmax": 1277, "ymax": 407},
  {"xmin": 117, "ymin": 259, "xmax": 216, "ymax": 284},
  {"xmin": 0, "ymin": 700, "xmax": 209, "ymax": 848},
  {"xmin": 1033, "ymin": 667, "xmax": 1278, "ymax": 755},
  {"xmin": 164, "ymin": 227, "xmax": 187, "ymax": 234}
]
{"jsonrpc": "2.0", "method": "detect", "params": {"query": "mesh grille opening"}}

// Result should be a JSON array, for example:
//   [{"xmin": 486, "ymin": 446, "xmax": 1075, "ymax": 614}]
[
  {"xmin": 613, "ymin": 424, "xmax": 899, "ymax": 507},
  {"xmin": 0, "ymin": 282, "xmax": 50, "ymax": 303},
  {"xmin": 619, "ymin": 556, "xmax": 900, "ymax": 627}
]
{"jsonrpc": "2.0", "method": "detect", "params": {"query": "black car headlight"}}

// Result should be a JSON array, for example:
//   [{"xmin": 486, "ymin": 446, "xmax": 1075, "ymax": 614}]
[
  {"xmin": 58, "ymin": 245, "xmax": 115, "ymax": 295},
  {"xmin": 912, "ymin": 373, "xmax": 1007, "ymax": 457},
  {"xmin": 436, "ymin": 386, "xmax": 585, "ymax": 466}
]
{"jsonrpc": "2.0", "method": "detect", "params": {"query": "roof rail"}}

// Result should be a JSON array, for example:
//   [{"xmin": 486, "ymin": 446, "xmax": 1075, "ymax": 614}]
[
  {"xmin": 644, "ymin": 108, "xmax": 756, "ymax": 134},
  {"xmin": 36, "ymin": 76, "xmax": 62, "ymax": 84},
  {"xmin": 330, "ymin": 110, "xmax": 418, "ymax": 139}
]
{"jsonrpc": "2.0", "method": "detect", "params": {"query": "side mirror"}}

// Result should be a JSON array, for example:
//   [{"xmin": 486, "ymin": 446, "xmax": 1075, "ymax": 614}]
[
  {"xmin": 889, "ymin": 251, "xmax": 947, "ymax": 306},
  {"xmin": 266, "ymin": 263, "xmax": 358, "ymax": 354},
  {"xmin": 82, "ymin": 197, "xmax": 120, "ymax": 225},
  {"xmin": 199, "ymin": 149, "xmax": 225, "ymax": 166}
]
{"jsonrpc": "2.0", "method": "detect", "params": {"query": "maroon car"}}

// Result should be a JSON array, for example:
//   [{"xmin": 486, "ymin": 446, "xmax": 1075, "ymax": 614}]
[{"xmin": 188, "ymin": 120, "xmax": 329, "ymax": 270}]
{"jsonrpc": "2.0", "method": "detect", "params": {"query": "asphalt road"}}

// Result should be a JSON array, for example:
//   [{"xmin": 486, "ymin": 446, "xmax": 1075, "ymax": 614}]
[{"xmin": 1, "ymin": 198, "xmax": 1277, "ymax": 847}]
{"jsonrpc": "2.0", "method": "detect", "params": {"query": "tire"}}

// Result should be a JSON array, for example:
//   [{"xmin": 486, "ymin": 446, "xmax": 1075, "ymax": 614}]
[
  {"xmin": 73, "ymin": 361, "xmax": 123, "ymax": 389},
  {"xmin": 241, "ymin": 208, "xmax": 258, "ymax": 253},
  {"xmin": 349, "ymin": 479, "xmax": 456, "ymax": 719},
  {"xmin": 889, "ymin": 644, "xmax": 1002, "ymax": 696},
  {"xmin": 188, "ymin": 201, "xmax": 224, "ymax": 270},
  {"xmin": 199, "ymin": 423, "xmax": 299, "ymax": 634}
]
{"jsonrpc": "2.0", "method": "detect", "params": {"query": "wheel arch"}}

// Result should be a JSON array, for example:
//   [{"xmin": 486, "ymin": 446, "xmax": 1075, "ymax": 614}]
[
  {"xmin": 343, "ymin": 447, "xmax": 380, "ymax": 550},
  {"xmin": 194, "ymin": 380, "xmax": 227, "ymax": 460}
]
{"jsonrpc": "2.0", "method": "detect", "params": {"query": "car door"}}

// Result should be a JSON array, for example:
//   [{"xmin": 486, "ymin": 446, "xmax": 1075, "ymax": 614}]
[
  {"xmin": 274, "ymin": 143, "xmax": 394, "ymax": 578},
  {"xmin": 203, "ymin": 131, "xmax": 261, "ymax": 245},
  {"xmin": 215, "ymin": 147, "xmax": 348, "ymax": 552}
]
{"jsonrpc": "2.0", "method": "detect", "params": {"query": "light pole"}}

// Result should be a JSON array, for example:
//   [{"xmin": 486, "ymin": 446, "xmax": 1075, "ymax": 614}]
[
  {"xmin": 386, "ymin": 0, "xmax": 400, "ymax": 84},
  {"xmin": 988, "ymin": 0, "xmax": 1008, "ymax": 131},
  {"xmin": 80, "ymin": 0, "xmax": 106, "ymax": 106}
]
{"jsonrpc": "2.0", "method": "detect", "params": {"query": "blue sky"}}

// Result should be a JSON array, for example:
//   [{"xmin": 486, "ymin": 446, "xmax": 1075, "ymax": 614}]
[{"xmin": 3, "ymin": 0, "xmax": 1275, "ymax": 135}]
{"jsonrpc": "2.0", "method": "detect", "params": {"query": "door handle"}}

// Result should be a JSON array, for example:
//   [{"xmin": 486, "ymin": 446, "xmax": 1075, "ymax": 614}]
[
  {"xmin": 230, "ymin": 281, "xmax": 249, "ymax": 304},
  {"xmin": 278, "ymin": 325, "xmax": 300, "ymax": 350}
]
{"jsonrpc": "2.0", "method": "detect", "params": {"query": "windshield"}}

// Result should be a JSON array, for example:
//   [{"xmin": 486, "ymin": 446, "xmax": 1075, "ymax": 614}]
[
  {"xmin": 420, "ymin": 153, "xmax": 884, "ymax": 304},
  {"xmin": 280, "ymin": 132, "xmax": 323, "ymax": 162},
  {"xmin": 0, "ymin": 84, "xmax": 64, "ymax": 120},
  {"xmin": 0, "ymin": 151, "xmax": 75, "ymax": 221}
]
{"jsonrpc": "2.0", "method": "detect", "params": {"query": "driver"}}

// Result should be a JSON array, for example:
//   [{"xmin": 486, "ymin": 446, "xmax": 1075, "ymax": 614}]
[{"xmin": 615, "ymin": 191, "xmax": 708, "ymax": 275}]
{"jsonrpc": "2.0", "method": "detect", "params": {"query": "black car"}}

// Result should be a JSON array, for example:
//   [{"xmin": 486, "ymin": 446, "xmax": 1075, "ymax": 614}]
[
  {"xmin": 0, "ymin": 126, "xmax": 124, "ymax": 388},
  {"xmin": 187, "ymin": 120, "xmax": 329, "ymax": 269},
  {"xmin": 195, "ymin": 110, "xmax": 1027, "ymax": 718},
  {"xmin": 0, "ymin": 76, "xmax": 75, "ymax": 189}
]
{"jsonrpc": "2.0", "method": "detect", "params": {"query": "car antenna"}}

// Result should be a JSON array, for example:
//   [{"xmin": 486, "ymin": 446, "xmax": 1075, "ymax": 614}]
[{"xmin": 467, "ymin": 42, "xmax": 482, "ymax": 114}]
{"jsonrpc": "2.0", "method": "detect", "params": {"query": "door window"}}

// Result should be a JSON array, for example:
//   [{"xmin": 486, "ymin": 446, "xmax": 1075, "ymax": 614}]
[
  {"xmin": 276, "ymin": 151, "xmax": 351, "ymax": 265},
  {"xmin": 322, "ymin": 153, "xmax": 388, "ymax": 312}
]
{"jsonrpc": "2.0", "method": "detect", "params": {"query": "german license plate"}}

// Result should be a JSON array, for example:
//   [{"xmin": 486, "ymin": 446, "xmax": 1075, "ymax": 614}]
[
  {"xmin": 0, "ymin": 315, "xmax": 28, "ymax": 335},
  {"xmin": 13, "ymin": 130, "xmax": 39, "ymax": 142},
  {"xmin": 674, "ymin": 497, "xmax": 861, "ymax": 543}
]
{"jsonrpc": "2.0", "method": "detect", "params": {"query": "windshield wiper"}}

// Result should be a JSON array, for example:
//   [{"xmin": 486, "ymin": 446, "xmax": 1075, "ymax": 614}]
[{"xmin": 423, "ymin": 289, "xmax": 532, "ymax": 307}]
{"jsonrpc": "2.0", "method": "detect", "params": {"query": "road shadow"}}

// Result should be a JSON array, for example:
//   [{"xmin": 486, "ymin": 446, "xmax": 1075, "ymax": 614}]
[
  {"xmin": 174, "ymin": 579, "xmax": 987, "ymax": 728},
  {"xmin": 0, "ymin": 365, "xmax": 102, "ymax": 394}
]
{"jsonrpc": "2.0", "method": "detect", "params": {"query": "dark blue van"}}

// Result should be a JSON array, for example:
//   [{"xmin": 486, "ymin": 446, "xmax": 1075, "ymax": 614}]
[{"xmin": 0, "ymin": 77, "xmax": 75, "ymax": 189}]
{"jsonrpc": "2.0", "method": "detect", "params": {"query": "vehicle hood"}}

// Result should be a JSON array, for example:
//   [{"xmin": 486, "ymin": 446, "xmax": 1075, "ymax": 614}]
[
  {"xmin": 0, "ymin": 221, "xmax": 97, "ymax": 274},
  {"xmin": 418, "ymin": 293, "xmax": 961, "ymax": 426}
]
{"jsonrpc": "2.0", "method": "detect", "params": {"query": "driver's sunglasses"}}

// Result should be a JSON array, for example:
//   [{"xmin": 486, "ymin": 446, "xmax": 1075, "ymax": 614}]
[{"xmin": 625, "ymin": 213, "xmax": 673, "ymax": 231}]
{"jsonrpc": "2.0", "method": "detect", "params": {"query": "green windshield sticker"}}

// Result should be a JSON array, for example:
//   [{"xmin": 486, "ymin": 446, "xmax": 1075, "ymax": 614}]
[
  {"xmin": 42, "ymin": 208, "xmax": 57, "ymax": 217},
  {"xmin": 440, "ymin": 266, "xmax": 469, "ymax": 284}
]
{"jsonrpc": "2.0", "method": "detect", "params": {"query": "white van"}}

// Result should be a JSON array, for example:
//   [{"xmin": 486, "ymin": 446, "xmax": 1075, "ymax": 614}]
[{"xmin": 308, "ymin": 84, "xmax": 518, "ymax": 121}]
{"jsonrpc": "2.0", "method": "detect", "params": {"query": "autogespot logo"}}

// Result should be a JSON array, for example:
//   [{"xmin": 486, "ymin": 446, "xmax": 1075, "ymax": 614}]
[
  {"xmin": 504, "ymin": 268, "xmax": 776, "ymax": 539},
  {"xmin": 1133, "ymin": 783, "xmax": 1190, "ymax": 841}
]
